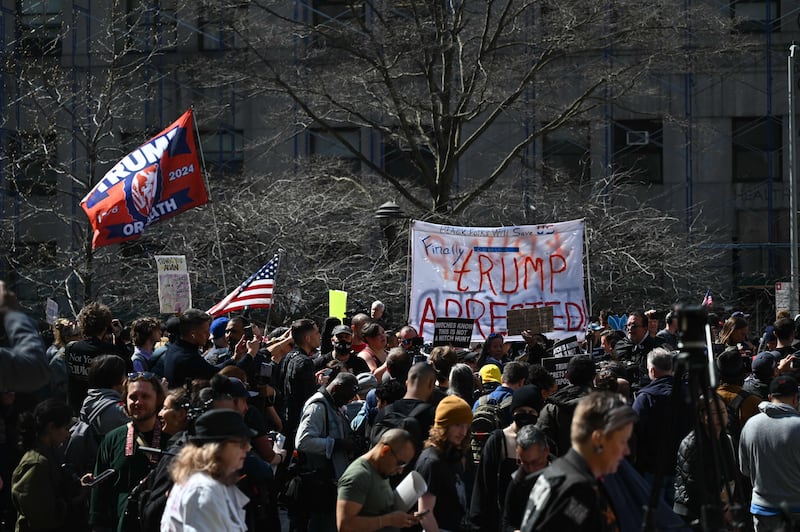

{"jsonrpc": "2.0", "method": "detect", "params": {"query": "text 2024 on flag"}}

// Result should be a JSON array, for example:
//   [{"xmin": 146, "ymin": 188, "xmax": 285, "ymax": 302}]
[
  {"xmin": 207, "ymin": 255, "xmax": 280, "ymax": 316},
  {"xmin": 80, "ymin": 109, "xmax": 208, "ymax": 248}
]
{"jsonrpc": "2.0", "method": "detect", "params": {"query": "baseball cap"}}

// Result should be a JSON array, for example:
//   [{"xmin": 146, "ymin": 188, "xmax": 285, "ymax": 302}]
[
  {"xmin": 751, "ymin": 351, "xmax": 777, "ymax": 380},
  {"xmin": 332, "ymin": 325, "xmax": 352, "ymax": 337},
  {"xmin": 769, "ymin": 374, "xmax": 799, "ymax": 398},
  {"xmin": 228, "ymin": 377, "xmax": 258, "ymax": 398},
  {"xmin": 210, "ymin": 317, "xmax": 229, "ymax": 340},
  {"xmin": 356, "ymin": 372, "xmax": 377, "ymax": 394}
]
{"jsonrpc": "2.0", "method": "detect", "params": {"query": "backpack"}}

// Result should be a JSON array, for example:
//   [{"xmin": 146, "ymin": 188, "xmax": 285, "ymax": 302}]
[
  {"xmin": 470, "ymin": 394, "xmax": 513, "ymax": 463},
  {"xmin": 725, "ymin": 389, "xmax": 750, "ymax": 446},
  {"xmin": 63, "ymin": 396, "xmax": 118, "ymax": 474},
  {"xmin": 370, "ymin": 402, "xmax": 433, "ymax": 451}
]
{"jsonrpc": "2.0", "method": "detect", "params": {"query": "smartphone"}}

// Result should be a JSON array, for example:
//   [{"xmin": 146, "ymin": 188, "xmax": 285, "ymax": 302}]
[
  {"xmin": 259, "ymin": 362, "xmax": 273, "ymax": 378},
  {"xmin": 791, "ymin": 358, "xmax": 800, "ymax": 370},
  {"xmin": 243, "ymin": 325, "xmax": 254, "ymax": 341},
  {"xmin": 84, "ymin": 468, "xmax": 115, "ymax": 487}
]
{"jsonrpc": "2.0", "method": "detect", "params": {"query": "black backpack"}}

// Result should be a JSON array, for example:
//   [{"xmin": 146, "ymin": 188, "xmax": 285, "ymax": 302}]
[
  {"xmin": 470, "ymin": 394, "xmax": 513, "ymax": 463},
  {"xmin": 370, "ymin": 402, "xmax": 432, "ymax": 451}
]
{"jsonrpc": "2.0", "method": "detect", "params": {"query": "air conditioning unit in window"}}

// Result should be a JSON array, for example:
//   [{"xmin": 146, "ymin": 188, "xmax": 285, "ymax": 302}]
[{"xmin": 626, "ymin": 131, "xmax": 649, "ymax": 145}]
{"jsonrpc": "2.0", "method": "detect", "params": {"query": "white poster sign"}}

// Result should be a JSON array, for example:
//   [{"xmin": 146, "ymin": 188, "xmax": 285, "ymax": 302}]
[
  {"xmin": 409, "ymin": 219, "xmax": 586, "ymax": 342},
  {"xmin": 155, "ymin": 255, "xmax": 192, "ymax": 314}
]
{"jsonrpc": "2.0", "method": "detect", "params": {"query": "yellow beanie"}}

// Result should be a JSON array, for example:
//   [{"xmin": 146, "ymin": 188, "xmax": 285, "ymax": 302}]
[{"xmin": 435, "ymin": 396, "xmax": 473, "ymax": 427}]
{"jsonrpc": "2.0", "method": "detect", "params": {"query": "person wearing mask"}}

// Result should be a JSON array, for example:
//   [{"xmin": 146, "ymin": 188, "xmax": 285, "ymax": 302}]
[
  {"xmin": 161, "ymin": 409, "xmax": 253, "ymax": 531},
  {"xmin": 470, "ymin": 385, "xmax": 543, "ymax": 532},
  {"xmin": 416, "ymin": 396, "xmax": 474, "ymax": 532},
  {"xmin": 501, "ymin": 425, "xmax": 552, "ymax": 532}
]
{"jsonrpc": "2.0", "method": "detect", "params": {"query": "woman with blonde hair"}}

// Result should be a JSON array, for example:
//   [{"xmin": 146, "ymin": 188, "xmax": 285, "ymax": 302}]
[
  {"xmin": 161, "ymin": 409, "xmax": 254, "ymax": 531},
  {"xmin": 415, "ymin": 395, "xmax": 474, "ymax": 532}
]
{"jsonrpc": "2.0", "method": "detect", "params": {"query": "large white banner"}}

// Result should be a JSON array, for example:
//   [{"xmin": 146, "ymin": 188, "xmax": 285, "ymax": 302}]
[{"xmin": 409, "ymin": 219, "xmax": 587, "ymax": 342}]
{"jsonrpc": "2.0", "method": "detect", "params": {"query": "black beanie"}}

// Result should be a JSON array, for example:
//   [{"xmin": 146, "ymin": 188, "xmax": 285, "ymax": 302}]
[{"xmin": 510, "ymin": 384, "xmax": 544, "ymax": 413}]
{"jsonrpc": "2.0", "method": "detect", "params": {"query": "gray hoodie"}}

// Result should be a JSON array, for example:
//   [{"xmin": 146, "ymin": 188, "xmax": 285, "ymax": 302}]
[
  {"xmin": 739, "ymin": 400, "xmax": 800, "ymax": 510},
  {"xmin": 79, "ymin": 388, "xmax": 129, "ymax": 437}
]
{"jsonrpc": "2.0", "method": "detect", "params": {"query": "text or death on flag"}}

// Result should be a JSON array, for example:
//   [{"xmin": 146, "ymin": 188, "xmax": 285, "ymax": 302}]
[
  {"xmin": 408, "ymin": 219, "xmax": 587, "ymax": 342},
  {"xmin": 80, "ymin": 109, "xmax": 208, "ymax": 248},
  {"xmin": 207, "ymin": 255, "xmax": 280, "ymax": 316}
]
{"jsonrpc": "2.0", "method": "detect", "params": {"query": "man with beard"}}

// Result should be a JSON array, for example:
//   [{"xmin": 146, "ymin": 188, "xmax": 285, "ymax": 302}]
[
  {"xmin": 315, "ymin": 325, "xmax": 370, "ymax": 377},
  {"xmin": 88, "ymin": 372, "xmax": 167, "ymax": 532}
]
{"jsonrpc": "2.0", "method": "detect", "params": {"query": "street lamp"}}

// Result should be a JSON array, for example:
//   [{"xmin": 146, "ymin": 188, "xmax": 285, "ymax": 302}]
[{"xmin": 374, "ymin": 201, "xmax": 405, "ymax": 258}]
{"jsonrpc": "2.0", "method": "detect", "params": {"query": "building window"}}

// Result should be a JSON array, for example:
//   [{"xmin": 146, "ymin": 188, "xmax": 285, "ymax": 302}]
[
  {"xmin": 732, "ymin": 117, "xmax": 782, "ymax": 182},
  {"xmin": 734, "ymin": 208, "xmax": 789, "ymax": 283},
  {"xmin": 612, "ymin": 119, "xmax": 663, "ymax": 184},
  {"xmin": 5, "ymin": 131, "xmax": 58, "ymax": 196},
  {"xmin": 731, "ymin": 1, "xmax": 780, "ymax": 32},
  {"xmin": 200, "ymin": 129, "xmax": 244, "ymax": 174},
  {"xmin": 5, "ymin": 240, "xmax": 57, "ymax": 301},
  {"xmin": 384, "ymin": 136, "xmax": 434, "ymax": 185},
  {"xmin": 17, "ymin": 0, "xmax": 63, "ymax": 56},
  {"xmin": 308, "ymin": 127, "xmax": 361, "ymax": 173},
  {"xmin": 124, "ymin": 0, "xmax": 178, "ymax": 53},
  {"xmin": 198, "ymin": 2, "xmax": 247, "ymax": 51},
  {"xmin": 311, "ymin": 0, "xmax": 364, "ymax": 25},
  {"xmin": 542, "ymin": 125, "xmax": 590, "ymax": 180}
]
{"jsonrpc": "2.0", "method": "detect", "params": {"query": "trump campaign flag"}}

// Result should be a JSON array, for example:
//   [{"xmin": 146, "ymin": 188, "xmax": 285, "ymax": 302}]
[
  {"xmin": 208, "ymin": 255, "xmax": 280, "ymax": 316},
  {"xmin": 80, "ymin": 109, "xmax": 208, "ymax": 248}
]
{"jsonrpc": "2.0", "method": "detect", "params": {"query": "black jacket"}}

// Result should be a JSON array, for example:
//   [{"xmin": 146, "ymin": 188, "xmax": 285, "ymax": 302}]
[
  {"xmin": 536, "ymin": 385, "xmax": 590, "ymax": 456},
  {"xmin": 163, "ymin": 338, "xmax": 230, "ymax": 387},
  {"xmin": 521, "ymin": 449, "xmax": 619, "ymax": 532}
]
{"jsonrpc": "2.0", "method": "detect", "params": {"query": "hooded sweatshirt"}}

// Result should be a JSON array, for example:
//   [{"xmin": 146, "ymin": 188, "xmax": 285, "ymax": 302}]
[
  {"xmin": 739, "ymin": 400, "xmax": 800, "ymax": 511},
  {"xmin": 79, "ymin": 388, "xmax": 129, "ymax": 437}
]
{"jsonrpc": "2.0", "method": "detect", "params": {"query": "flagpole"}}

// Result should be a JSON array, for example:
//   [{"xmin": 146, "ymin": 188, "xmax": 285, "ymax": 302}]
[
  {"xmin": 265, "ymin": 251, "xmax": 282, "ymax": 329},
  {"xmin": 192, "ymin": 106, "xmax": 229, "ymax": 294},
  {"xmin": 583, "ymin": 220, "xmax": 593, "ymax": 318}
]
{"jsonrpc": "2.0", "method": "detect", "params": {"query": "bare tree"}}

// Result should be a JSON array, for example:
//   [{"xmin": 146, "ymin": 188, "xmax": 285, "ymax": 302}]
[{"xmin": 190, "ymin": 0, "xmax": 753, "ymax": 217}]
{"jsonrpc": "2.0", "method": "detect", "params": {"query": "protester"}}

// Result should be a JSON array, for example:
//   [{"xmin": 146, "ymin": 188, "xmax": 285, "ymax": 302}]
[
  {"xmin": 11, "ymin": 399, "xmax": 76, "ymax": 531},
  {"xmin": 501, "ymin": 425, "xmax": 552, "ymax": 532},
  {"xmin": 416, "ymin": 395, "xmax": 474, "ymax": 532},
  {"xmin": 130, "ymin": 317, "xmax": 162, "ymax": 372},
  {"xmin": 0, "ymin": 281, "xmax": 50, "ymax": 392},
  {"xmin": 160, "ymin": 409, "xmax": 252, "ymax": 531},
  {"xmin": 336, "ymin": 428, "xmax": 422, "ymax": 532},
  {"xmin": 88, "ymin": 372, "xmax": 167, "ymax": 531}
]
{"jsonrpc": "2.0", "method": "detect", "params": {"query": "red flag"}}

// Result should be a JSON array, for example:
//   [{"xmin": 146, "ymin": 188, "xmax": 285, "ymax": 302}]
[
  {"xmin": 208, "ymin": 255, "xmax": 280, "ymax": 316},
  {"xmin": 80, "ymin": 109, "xmax": 208, "ymax": 248}
]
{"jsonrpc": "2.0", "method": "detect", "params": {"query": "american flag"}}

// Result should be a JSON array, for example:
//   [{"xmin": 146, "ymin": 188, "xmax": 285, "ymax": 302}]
[
  {"xmin": 207, "ymin": 255, "xmax": 279, "ymax": 316},
  {"xmin": 701, "ymin": 289, "xmax": 713, "ymax": 307}
]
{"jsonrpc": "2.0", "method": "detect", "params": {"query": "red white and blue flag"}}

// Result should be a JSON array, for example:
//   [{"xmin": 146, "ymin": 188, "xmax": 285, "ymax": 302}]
[
  {"xmin": 208, "ymin": 255, "xmax": 280, "ymax": 316},
  {"xmin": 80, "ymin": 109, "xmax": 208, "ymax": 249},
  {"xmin": 701, "ymin": 290, "xmax": 713, "ymax": 307}
]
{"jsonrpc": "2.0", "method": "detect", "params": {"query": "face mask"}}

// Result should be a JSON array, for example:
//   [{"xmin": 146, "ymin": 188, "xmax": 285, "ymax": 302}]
[
  {"xmin": 513, "ymin": 412, "xmax": 538, "ymax": 428},
  {"xmin": 334, "ymin": 342, "xmax": 351, "ymax": 355}
]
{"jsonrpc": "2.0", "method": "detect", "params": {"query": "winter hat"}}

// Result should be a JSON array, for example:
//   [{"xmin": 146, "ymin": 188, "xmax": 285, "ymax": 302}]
[
  {"xmin": 510, "ymin": 384, "xmax": 544, "ymax": 413},
  {"xmin": 434, "ymin": 396, "xmax": 473, "ymax": 427}
]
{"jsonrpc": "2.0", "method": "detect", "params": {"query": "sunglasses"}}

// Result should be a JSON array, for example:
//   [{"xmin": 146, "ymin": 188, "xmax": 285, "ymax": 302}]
[
  {"xmin": 384, "ymin": 444, "xmax": 408, "ymax": 468},
  {"xmin": 127, "ymin": 371, "xmax": 157, "ymax": 381}
]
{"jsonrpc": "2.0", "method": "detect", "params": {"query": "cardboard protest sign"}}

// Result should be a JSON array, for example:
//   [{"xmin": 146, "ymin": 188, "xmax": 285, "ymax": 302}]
[{"xmin": 506, "ymin": 306, "xmax": 554, "ymax": 335}]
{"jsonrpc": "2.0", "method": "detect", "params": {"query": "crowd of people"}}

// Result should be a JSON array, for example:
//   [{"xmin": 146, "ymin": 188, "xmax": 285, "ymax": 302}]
[{"xmin": 1, "ymin": 280, "xmax": 800, "ymax": 531}]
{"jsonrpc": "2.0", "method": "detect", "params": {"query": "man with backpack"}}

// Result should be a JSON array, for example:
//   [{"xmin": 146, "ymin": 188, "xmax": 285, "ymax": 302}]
[
  {"xmin": 535, "ymin": 355, "xmax": 596, "ymax": 456},
  {"xmin": 472, "ymin": 362, "xmax": 528, "ymax": 421},
  {"xmin": 716, "ymin": 346, "xmax": 761, "ymax": 445},
  {"xmin": 370, "ymin": 362, "xmax": 436, "ymax": 456}
]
